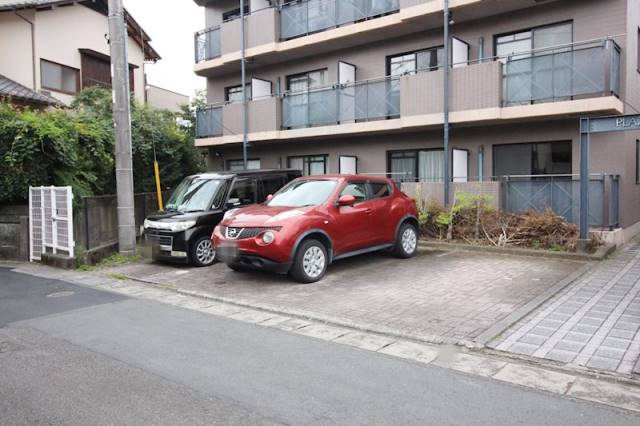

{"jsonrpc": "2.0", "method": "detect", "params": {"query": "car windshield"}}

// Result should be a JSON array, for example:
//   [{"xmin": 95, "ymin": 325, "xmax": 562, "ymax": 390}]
[
  {"xmin": 165, "ymin": 177, "xmax": 225, "ymax": 212},
  {"xmin": 267, "ymin": 179, "xmax": 337, "ymax": 207}
]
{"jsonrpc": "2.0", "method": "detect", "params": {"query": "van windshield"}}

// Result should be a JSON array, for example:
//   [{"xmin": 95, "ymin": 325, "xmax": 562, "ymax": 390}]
[
  {"xmin": 267, "ymin": 180, "xmax": 337, "ymax": 207},
  {"xmin": 165, "ymin": 177, "xmax": 225, "ymax": 212}
]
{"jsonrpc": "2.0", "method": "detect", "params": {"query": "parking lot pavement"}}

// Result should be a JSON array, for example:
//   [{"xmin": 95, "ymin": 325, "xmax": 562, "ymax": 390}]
[
  {"xmin": 103, "ymin": 248, "xmax": 581, "ymax": 344},
  {"xmin": 491, "ymin": 240, "xmax": 640, "ymax": 376}
]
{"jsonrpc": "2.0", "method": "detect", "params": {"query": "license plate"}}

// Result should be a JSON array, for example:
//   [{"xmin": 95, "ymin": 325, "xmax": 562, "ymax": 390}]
[{"xmin": 217, "ymin": 243, "xmax": 239, "ymax": 259}]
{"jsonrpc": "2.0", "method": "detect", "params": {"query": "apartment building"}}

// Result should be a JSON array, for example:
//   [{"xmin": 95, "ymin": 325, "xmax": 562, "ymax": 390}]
[
  {"xmin": 0, "ymin": 0, "xmax": 160, "ymax": 106},
  {"xmin": 192, "ymin": 0, "xmax": 640, "ymax": 238}
]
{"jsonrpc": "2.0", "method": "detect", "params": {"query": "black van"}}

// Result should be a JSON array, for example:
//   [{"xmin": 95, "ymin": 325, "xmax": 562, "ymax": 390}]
[{"xmin": 143, "ymin": 169, "xmax": 302, "ymax": 267}]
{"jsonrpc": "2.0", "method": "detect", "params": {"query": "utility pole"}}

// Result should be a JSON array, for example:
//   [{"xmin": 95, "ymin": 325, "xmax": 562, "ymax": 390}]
[
  {"xmin": 108, "ymin": 0, "xmax": 136, "ymax": 256},
  {"xmin": 443, "ymin": 0, "xmax": 450, "ymax": 207},
  {"xmin": 240, "ymin": 0, "xmax": 248, "ymax": 169}
]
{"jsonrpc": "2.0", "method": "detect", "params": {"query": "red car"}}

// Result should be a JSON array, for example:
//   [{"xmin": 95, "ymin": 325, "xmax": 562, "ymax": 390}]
[{"xmin": 212, "ymin": 175, "xmax": 419, "ymax": 283}]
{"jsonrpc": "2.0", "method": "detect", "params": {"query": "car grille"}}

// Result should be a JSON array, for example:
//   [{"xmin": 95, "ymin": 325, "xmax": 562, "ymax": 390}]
[
  {"xmin": 221, "ymin": 226, "xmax": 279, "ymax": 240},
  {"xmin": 145, "ymin": 229, "xmax": 173, "ymax": 248}
]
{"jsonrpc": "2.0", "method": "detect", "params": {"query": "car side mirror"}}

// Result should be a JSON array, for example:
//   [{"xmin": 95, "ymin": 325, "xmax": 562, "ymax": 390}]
[
  {"xmin": 337, "ymin": 195, "xmax": 356, "ymax": 207},
  {"xmin": 225, "ymin": 197, "xmax": 241, "ymax": 209},
  {"xmin": 266, "ymin": 194, "xmax": 274, "ymax": 201}
]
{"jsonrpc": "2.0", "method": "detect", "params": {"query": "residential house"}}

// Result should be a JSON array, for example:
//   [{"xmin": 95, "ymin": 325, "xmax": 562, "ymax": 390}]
[
  {"xmin": 192, "ymin": 0, "xmax": 640, "ymax": 240},
  {"xmin": 145, "ymin": 84, "xmax": 190, "ymax": 113},
  {"xmin": 0, "ymin": 0, "xmax": 160, "ymax": 106}
]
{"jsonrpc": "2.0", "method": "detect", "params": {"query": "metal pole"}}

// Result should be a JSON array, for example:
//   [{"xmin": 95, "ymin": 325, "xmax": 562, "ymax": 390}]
[
  {"xmin": 108, "ymin": 0, "xmax": 136, "ymax": 256},
  {"xmin": 241, "ymin": 0, "xmax": 248, "ymax": 169},
  {"xmin": 443, "ymin": 0, "xmax": 450, "ymax": 206},
  {"xmin": 578, "ymin": 117, "xmax": 590, "ymax": 246}
]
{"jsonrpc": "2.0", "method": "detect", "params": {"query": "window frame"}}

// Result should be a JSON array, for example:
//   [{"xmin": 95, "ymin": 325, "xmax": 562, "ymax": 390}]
[
  {"xmin": 492, "ymin": 20, "xmax": 574, "ymax": 58},
  {"xmin": 386, "ymin": 45, "xmax": 445, "ymax": 76},
  {"xmin": 287, "ymin": 154, "xmax": 329, "ymax": 176},
  {"xmin": 225, "ymin": 83, "xmax": 252, "ymax": 103},
  {"xmin": 386, "ymin": 148, "xmax": 444, "ymax": 182},
  {"xmin": 227, "ymin": 177, "xmax": 259, "ymax": 206},
  {"xmin": 226, "ymin": 158, "xmax": 261, "ymax": 171},
  {"xmin": 40, "ymin": 58, "xmax": 80, "ymax": 95},
  {"xmin": 340, "ymin": 180, "xmax": 368, "ymax": 204},
  {"xmin": 492, "ymin": 141, "xmax": 573, "ymax": 177},
  {"xmin": 636, "ymin": 139, "xmax": 640, "ymax": 184},
  {"xmin": 367, "ymin": 181, "xmax": 393, "ymax": 199},
  {"xmin": 285, "ymin": 68, "xmax": 329, "ymax": 92}
]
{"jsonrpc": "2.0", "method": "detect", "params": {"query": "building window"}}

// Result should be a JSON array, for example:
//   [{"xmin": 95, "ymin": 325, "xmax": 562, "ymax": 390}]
[
  {"xmin": 80, "ymin": 51, "xmax": 135, "ymax": 91},
  {"xmin": 636, "ymin": 140, "xmax": 640, "ymax": 183},
  {"xmin": 225, "ymin": 84, "xmax": 251, "ymax": 103},
  {"xmin": 227, "ymin": 158, "xmax": 260, "ymax": 171},
  {"xmin": 637, "ymin": 27, "xmax": 640, "ymax": 72},
  {"xmin": 387, "ymin": 47, "xmax": 444, "ymax": 76},
  {"xmin": 493, "ymin": 141, "xmax": 572, "ymax": 177},
  {"xmin": 223, "ymin": 4, "xmax": 249, "ymax": 21},
  {"xmin": 495, "ymin": 21, "xmax": 573, "ymax": 60},
  {"xmin": 286, "ymin": 69, "xmax": 328, "ymax": 92},
  {"xmin": 288, "ymin": 155, "xmax": 328, "ymax": 175},
  {"xmin": 40, "ymin": 59, "xmax": 79, "ymax": 94},
  {"xmin": 387, "ymin": 149, "xmax": 444, "ymax": 183}
]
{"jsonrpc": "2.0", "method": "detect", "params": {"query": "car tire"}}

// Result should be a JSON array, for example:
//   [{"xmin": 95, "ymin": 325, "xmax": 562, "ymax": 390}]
[
  {"xmin": 393, "ymin": 222, "xmax": 418, "ymax": 259},
  {"xmin": 190, "ymin": 235, "xmax": 216, "ymax": 267},
  {"xmin": 289, "ymin": 239, "xmax": 328, "ymax": 284}
]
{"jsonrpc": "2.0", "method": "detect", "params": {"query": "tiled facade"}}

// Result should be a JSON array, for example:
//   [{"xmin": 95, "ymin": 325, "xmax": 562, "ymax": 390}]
[{"xmin": 193, "ymin": 0, "xmax": 640, "ymax": 231}]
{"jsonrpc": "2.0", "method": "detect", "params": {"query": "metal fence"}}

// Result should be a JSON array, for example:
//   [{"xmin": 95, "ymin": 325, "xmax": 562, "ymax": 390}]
[
  {"xmin": 502, "ymin": 174, "xmax": 619, "ymax": 228},
  {"xmin": 282, "ymin": 76, "xmax": 400, "ymax": 128},
  {"xmin": 194, "ymin": 26, "xmax": 221, "ymax": 63},
  {"xmin": 504, "ymin": 40, "xmax": 621, "ymax": 106},
  {"xmin": 196, "ymin": 105, "xmax": 223, "ymax": 138},
  {"xmin": 281, "ymin": 0, "xmax": 399, "ymax": 40}
]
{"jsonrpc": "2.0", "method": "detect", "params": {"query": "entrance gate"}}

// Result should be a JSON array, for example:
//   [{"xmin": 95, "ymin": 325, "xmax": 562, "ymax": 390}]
[{"xmin": 29, "ymin": 186, "xmax": 75, "ymax": 261}]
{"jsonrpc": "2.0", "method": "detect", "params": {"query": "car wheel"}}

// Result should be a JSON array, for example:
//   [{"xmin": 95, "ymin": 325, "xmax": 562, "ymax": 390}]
[
  {"xmin": 190, "ymin": 235, "xmax": 216, "ymax": 267},
  {"xmin": 393, "ymin": 222, "xmax": 418, "ymax": 258},
  {"xmin": 290, "ymin": 239, "xmax": 328, "ymax": 284}
]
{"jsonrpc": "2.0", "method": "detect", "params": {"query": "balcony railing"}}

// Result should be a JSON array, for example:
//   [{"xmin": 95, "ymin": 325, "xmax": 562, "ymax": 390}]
[
  {"xmin": 281, "ymin": 0, "xmax": 400, "ymax": 40},
  {"xmin": 282, "ymin": 76, "xmax": 400, "ymax": 128},
  {"xmin": 196, "ymin": 105, "xmax": 223, "ymax": 137},
  {"xmin": 194, "ymin": 26, "xmax": 221, "ymax": 63},
  {"xmin": 503, "ymin": 40, "xmax": 621, "ymax": 106}
]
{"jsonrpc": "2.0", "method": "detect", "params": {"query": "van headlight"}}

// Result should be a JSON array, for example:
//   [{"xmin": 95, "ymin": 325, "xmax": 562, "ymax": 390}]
[{"xmin": 143, "ymin": 219, "xmax": 196, "ymax": 232}]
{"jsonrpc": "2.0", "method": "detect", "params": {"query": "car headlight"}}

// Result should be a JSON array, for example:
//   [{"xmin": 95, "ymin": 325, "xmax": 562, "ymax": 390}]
[
  {"xmin": 260, "ymin": 230, "xmax": 276, "ymax": 245},
  {"xmin": 143, "ymin": 219, "xmax": 196, "ymax": 232}
]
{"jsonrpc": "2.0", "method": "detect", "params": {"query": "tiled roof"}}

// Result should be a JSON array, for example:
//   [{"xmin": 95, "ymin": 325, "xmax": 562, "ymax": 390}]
[
  {"xmin": 0, "ymin": 74, "xmax": 60, "ymax": 106},
  {"xmin": 0, "ymin": 0, "xmax": 65, "ymax": 9}
]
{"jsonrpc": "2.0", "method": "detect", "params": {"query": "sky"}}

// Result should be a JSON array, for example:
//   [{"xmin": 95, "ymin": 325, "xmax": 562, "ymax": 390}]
[{"xmin": 124, "ymin": 0, "xmax": 206, "ymax": 99}]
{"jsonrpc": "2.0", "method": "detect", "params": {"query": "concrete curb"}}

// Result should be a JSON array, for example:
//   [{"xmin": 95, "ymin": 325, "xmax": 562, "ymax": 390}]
[
  {"xmin": 475, "ymin": 262, "xmax": 595, "ymax": 346},
  {"xmin": 420, "ymin": 240, "xmax": 616, "ymax": 261}
]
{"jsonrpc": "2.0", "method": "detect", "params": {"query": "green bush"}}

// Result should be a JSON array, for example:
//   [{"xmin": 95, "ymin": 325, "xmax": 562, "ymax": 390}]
[{"xmin": 0, "ymin": 87, "xmax": 205, "ymax": 203}]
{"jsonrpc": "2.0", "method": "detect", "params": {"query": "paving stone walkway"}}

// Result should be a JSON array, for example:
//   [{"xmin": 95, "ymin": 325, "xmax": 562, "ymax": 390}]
[
  {"xmin": 491, "ymin": 241, "xmax": 640, "ymax": 375},
  {"xmin": 102, "ymin": 248, "xmax": 580, "ymax": 344}
]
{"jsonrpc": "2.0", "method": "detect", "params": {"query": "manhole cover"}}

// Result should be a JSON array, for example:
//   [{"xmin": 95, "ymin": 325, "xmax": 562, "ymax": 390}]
[{"xmin": 47, "ymin": 290, "xmax": 75, "ymax": 298}]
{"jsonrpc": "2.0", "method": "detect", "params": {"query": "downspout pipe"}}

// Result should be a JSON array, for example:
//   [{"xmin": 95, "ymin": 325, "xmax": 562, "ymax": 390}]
[
  {"xmin": 14, "ymin": 10, "xmax": 36, "ymax": 90},
  {"xmin": 240, "ymin": 0, "xmax": 248, "ymax": 170},
  {"xmin": 443, "ymin": 0, "xmax": 450, "ymax": 206}
]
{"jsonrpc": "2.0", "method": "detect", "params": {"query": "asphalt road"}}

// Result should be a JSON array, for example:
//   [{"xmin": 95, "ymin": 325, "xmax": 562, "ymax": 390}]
[{"xmin": 1, "ymin": 267, "xmax": 638, "ymax": 425}]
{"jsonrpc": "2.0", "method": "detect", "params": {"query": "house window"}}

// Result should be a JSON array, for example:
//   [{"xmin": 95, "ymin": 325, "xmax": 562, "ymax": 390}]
[
  {"xmin": 387, "ymin": 47, "xmax": 444, "ymax": 76},
  {"xmin": 80, "ymin": 51, "xmax": 135, "ymax": 91},
  {"xmin": 493, "ymin": 141, "xmax": 572, "ymax": 177},
  {"xmin": 40, "ymin": 59, "xmax": 79, "ymax": 94},
  {"xmin": 227, "ymin": 158, "xmax": 260, "ymax": 171},
  {"xmin": 286, "ymin": 69, "xmax": 328, "ymax": 92},
  {"xmin": 288, "ymin": 155, "xmax": 328, "ymax": 176},
  {"xmin": 225, "ymin": 84, "xmax": 252, "ymax": 103},
  {"xmin": 387, "ymin": 149, "xmax": 444, "ymax": 183}
]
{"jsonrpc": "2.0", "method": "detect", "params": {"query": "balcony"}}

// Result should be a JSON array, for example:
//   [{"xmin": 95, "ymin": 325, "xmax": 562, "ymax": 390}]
[
  {"xmin": 193, "ymin": 0, "xmax": 569, "ymax": 76},
  {"xmin": 196, "ymin": 40, "xmax": 623, "ymax": 144}
]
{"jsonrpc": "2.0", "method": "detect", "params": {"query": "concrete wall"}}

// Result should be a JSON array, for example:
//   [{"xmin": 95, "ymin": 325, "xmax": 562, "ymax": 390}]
[
  {"xmin": 0, "ymin": 4, "xmax": 147, "ymax": 105},
  {"xmin": 0, "ymin": 205, "xmax": 29, "ymax": 261},
  {"xmin": 221, "ymin": 7, "xmax": 278, "ymax": 55},
  {"xmin": 146, "ymin": 85, "xmax": 190, "ymax": 113}
]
